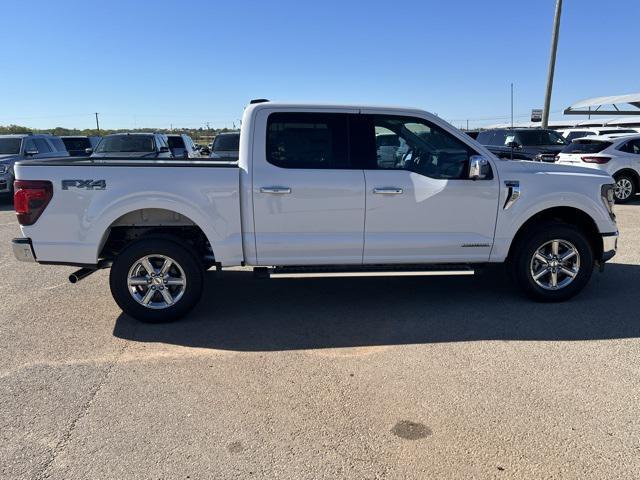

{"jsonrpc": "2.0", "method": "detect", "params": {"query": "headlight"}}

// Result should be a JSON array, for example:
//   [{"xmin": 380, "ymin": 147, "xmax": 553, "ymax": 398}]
[{"xmin": 601, "ymin": 184, "xmax": 616, "ymax": 221}]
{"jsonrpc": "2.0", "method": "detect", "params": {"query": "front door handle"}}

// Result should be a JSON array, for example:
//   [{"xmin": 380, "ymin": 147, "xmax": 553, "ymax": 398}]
[
  {"xmin": 373, "ymin": 187, "xmax": 403, "ymax": 195},
  {"xmin": 260, "ymin": 186, "xmax": 291, "ymax": 194}
]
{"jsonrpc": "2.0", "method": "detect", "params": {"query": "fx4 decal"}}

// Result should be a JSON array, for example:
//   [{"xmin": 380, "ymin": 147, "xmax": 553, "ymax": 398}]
[{"xmin": 62, "ymin": 179, "xmax": 107, "ymax": 190}]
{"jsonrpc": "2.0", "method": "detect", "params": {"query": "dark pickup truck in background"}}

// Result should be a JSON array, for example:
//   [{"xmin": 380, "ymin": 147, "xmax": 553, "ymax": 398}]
[{"xmin": 476, "ymin": 128, "xmax": 568, "ymax": 162}]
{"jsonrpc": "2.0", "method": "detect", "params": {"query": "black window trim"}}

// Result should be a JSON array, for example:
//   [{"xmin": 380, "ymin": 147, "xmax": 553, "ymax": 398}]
[
  {"xmin": 264, "ymin": 111, "xmax": 482, "ymax": 179},
  {"xmin": 265, "ymin": 112, "xmax": 358, "ymax": 170},
  {"xmin": 363, "ymin": 113, "xmax": 482, "ymax": 180}
]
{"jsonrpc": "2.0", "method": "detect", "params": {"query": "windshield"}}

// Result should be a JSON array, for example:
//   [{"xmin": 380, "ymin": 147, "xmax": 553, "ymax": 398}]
[
  {"xmin": 62, "ymin": 137, "xmax": 91, "ymax": 151},
  {"xmin": 518, "ymin": 130, "xmax": 567, "ymax": 146},
  {"xmin": 95, "ymin": 135, "xmax": 155, "ymax": 153},
  {"xmin": 561, "ymin": 140, "xmax": 612, "ymax": 154},
  {"xmin": 0, "ymin": 138, "xmax": 22, "ymax": 155},
  {"xmin": 213, "ymin": 134, "xmax": 240, "ymax": 151},
  {"xmin": 565, "ymin": 131, "xmax": 595, "ymax": 142}
]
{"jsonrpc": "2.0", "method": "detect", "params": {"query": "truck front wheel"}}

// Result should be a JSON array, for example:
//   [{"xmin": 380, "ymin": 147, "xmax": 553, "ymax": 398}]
[
  {"xmin": 510, "ymin": 224, "xmax": 593, "ymax": 302},
  {"xmin": 110, "ymin": 238, "xmax": 204, "ymax": 322}
]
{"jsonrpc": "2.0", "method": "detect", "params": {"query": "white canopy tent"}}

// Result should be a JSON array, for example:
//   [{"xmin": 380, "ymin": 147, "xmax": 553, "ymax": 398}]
[{"xmin": 564, "ymin": 92, "xmax": 640, "ymax": 116}]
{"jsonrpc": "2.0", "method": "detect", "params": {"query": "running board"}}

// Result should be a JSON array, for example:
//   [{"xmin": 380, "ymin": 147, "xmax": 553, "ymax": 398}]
[{"xmin": 255, "ymin": 265, "xmax": 475, "ymax": 279}]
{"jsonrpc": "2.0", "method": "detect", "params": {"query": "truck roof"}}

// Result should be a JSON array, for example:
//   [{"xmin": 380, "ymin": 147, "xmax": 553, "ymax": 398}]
[{"xmin": 245, "ymin": 101, "xmax": 429, "ymax": 116}]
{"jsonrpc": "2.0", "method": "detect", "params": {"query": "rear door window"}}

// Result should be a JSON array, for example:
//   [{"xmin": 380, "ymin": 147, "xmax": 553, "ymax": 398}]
[{"xmin": 266, "ymin": 113, "xmax": 349, "ymax": 169}]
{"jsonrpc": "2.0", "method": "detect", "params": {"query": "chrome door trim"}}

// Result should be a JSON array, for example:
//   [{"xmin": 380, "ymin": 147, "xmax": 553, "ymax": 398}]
[
  {"xmin": 373, "ymin": 187, "xmax": 403, "ymax": 195},
  {"xmin": 260, "ymin": 186, "xmax": 292, "ymax": 194}
]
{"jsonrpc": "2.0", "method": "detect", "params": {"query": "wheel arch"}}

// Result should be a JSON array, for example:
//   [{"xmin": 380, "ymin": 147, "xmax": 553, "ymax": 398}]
[
  {"xmin": 97, "ymin": 208, "xmax": 214, "ymax": 266},
  {"xmin": 612, "ymin": 168, "xmax": 640, "ymax": 189},
  {"xmin": 506, "ymin": 206, "xmax": 603, "ymax": 262}
]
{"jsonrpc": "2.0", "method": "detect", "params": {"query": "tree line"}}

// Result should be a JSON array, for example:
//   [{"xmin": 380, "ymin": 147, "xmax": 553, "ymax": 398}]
[{"xmin": 0, "ymin": 124, "xmax": 236, "ymax": 142}]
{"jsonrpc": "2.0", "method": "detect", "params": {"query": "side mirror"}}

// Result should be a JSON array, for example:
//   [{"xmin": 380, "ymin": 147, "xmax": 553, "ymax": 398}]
[
  {"xmin": 85, "ymin": 148, "xmax": 93, "ymax": 155},
  {"xmin": 506, "ymin": 141, "xmax": 520, "ymax": 149},
  {"xmin": 468, "ymin": 155, "xmax": 490, "ymax": 180},
  {"xmin": 25, "ymin": 149, "xmax": 39, "ymax": 156},
  {"xmin": 159, "ymin": 146, "xmax": 170, "ymax": 153}
]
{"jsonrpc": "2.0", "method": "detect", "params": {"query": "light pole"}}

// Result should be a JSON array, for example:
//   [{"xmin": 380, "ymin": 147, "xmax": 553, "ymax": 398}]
[{"xmin": 542, "ymin": 0, "xmax": 563, "ymax": 129}]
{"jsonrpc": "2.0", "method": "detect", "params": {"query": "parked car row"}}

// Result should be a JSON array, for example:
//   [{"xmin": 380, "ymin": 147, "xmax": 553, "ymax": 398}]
[
  {"xmin": 0, "ymin": 134, "xmax": 69, "ymax": 195},
  {"xmin": 0, "ymin": 131, "xmax": 242, "ymax": 197},
  {"xmin": 556, "ymin": 134, "xmax": 640, "ymax": 203},
  {"xmin": 474, "ymin": 126, "xmax": 640, "ymax": 203}
]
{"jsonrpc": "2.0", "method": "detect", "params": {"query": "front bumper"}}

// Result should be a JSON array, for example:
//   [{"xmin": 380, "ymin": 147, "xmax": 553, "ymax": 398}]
[
  {"xmin": 601, "ymin": 232, "xmax": 618, "ymax": 263},
  {"xmin": 12, "ymin": 238, "xmax": 36, "ymax": 262}
]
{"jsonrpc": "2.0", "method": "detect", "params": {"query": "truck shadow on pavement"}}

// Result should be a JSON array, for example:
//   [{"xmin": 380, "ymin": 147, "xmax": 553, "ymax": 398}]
[{"xmin": 113, "ymin": 263, "xmax": 640, "ymax": 351}]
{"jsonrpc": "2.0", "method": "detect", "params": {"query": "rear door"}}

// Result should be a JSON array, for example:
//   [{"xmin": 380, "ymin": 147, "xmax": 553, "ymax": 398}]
[
  {"xmin": 354, "ymin": 114, "xmax": 500, "ymax": 263},
  {"xmin": 617, "ymin": 138, "xmax": 640, "ymax": 172},
  {"xmin": 251, "ymin": 109, "xmax": 365, "ymax": 265}
]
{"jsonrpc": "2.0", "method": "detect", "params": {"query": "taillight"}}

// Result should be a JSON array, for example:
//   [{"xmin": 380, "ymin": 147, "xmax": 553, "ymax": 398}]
[
  {"xmin": 581, "ymin": 156, "xmax": 611, "ymax": 164},
  {"xmin": 14, "ymin": 180, "xmax": 53, "ymax": 226}
]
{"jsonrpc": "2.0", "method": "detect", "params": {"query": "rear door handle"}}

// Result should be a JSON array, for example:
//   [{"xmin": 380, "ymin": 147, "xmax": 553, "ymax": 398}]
[
  {"xmin": 373, "ymin": 187, "xmax": 403, "ymax": 195},
  {"xmin": 260, "ymin": 186, "xmax": 291, "ymax": 194}
]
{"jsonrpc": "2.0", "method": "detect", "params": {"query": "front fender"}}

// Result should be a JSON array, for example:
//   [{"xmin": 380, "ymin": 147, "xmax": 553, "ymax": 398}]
[{"xmin": 490, "ymin": 174, "xmax": 616, "ymax": 262}]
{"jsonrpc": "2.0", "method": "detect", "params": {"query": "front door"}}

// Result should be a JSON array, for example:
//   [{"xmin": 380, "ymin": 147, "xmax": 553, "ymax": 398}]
[
  {"xmin": 252, "ymin": 111, "xmax": 366, "ymax": 265},
  {"xmin": 357, "ymin": 114, "xmax": 500, "ymax": 263}
]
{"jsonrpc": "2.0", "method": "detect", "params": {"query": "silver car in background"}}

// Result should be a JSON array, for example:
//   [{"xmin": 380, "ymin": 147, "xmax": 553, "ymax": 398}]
[
  {"xmin": 90, "ymin": 133, "xmax": 173, "ymax": 159},
  {"xmin": 0, "ymin": 134, "xmax": 69, "ymax": 196}
]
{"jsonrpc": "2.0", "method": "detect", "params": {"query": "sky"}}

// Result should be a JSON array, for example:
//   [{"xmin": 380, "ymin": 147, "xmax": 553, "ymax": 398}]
[{"xmin": 1, "ymin": 0, "xmax": 638, "ymax": 130}]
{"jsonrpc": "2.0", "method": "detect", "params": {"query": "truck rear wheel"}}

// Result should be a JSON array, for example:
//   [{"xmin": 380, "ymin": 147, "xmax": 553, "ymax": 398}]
[
  {"xmin": 510, "ymin": 223, "xmax": 593, "ymax": 302},
  {"xmin": 110, "ymin": 238, "xmax": 204, "ymax": 322}
]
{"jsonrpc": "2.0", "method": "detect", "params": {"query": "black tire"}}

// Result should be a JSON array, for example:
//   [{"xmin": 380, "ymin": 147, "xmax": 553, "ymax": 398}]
[
  {"xmin": 510, "ymin": 223, "xmax": 593, "ymax": 302},
  {"xmin": 613, "ymin": 173, "xmax": 637, "ymax": 204},
  {"xmin": 110, "ymin": 237, "xmax": 204, "ymax": 322}
]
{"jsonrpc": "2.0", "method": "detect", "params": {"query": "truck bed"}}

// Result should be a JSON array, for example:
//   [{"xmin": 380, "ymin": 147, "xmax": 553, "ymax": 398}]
[{"xmin": 15, "ymin": 156, "xmax": 244, "ymax": 266}]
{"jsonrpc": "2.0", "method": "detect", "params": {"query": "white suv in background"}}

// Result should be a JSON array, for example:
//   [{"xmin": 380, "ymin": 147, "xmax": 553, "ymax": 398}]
[
  {"xmin": 556, "ymin": 134, "xmax": 640, "ymax": 203},
  {"xmin": 557, "ymin": 127, "xmax": 638, "ymax": 142}
]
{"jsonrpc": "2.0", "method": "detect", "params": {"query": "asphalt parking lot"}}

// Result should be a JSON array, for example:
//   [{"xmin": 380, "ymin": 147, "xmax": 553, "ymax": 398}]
[{"xmin": 1, "ymin": 198, "xmax": 639, "ymax": 480}]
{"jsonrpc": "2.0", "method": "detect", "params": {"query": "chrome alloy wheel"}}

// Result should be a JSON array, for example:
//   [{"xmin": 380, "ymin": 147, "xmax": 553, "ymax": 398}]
[
  {"xmin": 127, "ymin": 254, "xmax": 186, "ymax": 309},
  {"xmin": 529, "ymin": 239, "xmax": 581, "ymax": 291},
  {"xmin": 614, "ymin": 178, "xmax": 633, "ymax": 201}
]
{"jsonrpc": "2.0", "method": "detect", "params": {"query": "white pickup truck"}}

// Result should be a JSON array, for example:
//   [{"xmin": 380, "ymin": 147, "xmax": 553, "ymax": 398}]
[{"xmin": 12, "ymin": 101, "xmax": 619, "ymax": 322}]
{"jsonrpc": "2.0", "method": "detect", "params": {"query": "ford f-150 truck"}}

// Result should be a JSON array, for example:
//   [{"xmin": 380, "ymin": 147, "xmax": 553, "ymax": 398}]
[{"xmin": 11, "ymin": 101, "xmax": 619, "ymax": 322}]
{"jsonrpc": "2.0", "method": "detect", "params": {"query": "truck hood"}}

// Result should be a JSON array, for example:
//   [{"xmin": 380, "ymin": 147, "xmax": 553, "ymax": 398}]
[{"xmin": 496, "ymin": 158, "xmax": 612, "ymax": 180}]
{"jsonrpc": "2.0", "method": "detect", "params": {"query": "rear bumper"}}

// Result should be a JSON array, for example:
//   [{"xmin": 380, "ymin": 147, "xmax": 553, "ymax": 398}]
[
  {"xmin": 601, "ymin": 232, "xmax": 618, "ymax": 263},
  {"xmin": 12, "ymin": 237, "xmax": 36, "ymax": 262}
]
